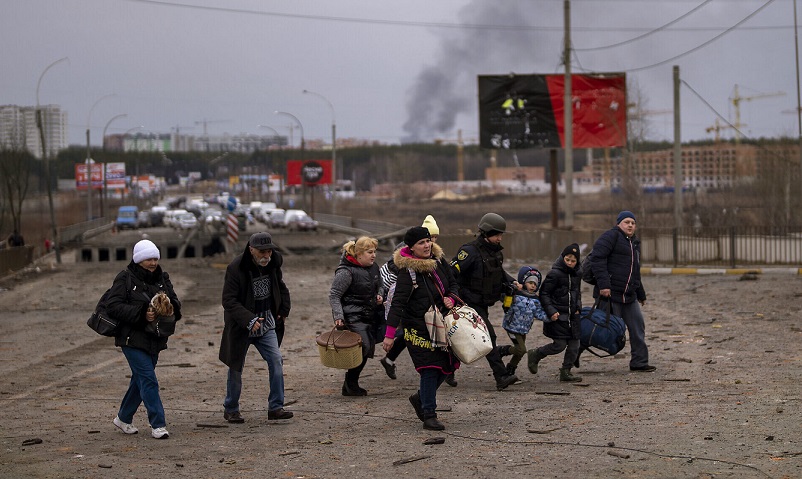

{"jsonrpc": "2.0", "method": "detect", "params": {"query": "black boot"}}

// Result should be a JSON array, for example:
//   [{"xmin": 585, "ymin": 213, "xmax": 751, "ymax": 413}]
[
  {"xmin": 342, "ymin": 380, "xmax": 367, "ymax": 396},
  {"xmin": 559, "ymin": 368, "xmax": 582, "ymax": 382},
  {"xmin": 527, "ymin": 349, "xmax": 546, "ymax": 374},
  {"xmin": 495, "ymin": 373, "xmax": 518, "ymax": 390},
  {"xmin": 505, "ymin": 363, "xmax": 517, "ymax": 377},
  {"xmin": 498, "ymin": 345, "xmax": 512, "ymax": 357},
  {"xmin": 423, "ymin": 414, "xmax": 445, "ymax": 431}
]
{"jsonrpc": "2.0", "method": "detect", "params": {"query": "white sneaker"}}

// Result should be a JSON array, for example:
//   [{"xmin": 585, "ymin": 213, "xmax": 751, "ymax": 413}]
[
  {"xmin": 113, "ymin": 416, "xmax": 138, "ymax": 434},
  {"xmin": 151, "ymin": 427, "xmax": 170, "ymax": 439}
]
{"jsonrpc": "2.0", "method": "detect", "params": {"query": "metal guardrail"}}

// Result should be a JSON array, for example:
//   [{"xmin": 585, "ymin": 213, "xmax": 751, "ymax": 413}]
[
  {"xmin": 315, "ymin": 213, "xmax": 802, "ymax": 268},
  {"xmin": 60, "ymin": 218, "xmax": 112, "ymax": 244}
]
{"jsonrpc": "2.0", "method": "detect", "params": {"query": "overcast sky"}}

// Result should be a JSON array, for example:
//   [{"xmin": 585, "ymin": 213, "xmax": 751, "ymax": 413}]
[{"xmin": 2, "ymin": 0, "xmax": 799, "ymax": 148}]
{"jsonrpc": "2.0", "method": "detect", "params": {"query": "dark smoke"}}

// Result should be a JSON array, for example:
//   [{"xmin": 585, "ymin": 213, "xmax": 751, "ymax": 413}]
[{"xmin": 402, "ymin": 1, "xmax": 559, "ymax": 143}]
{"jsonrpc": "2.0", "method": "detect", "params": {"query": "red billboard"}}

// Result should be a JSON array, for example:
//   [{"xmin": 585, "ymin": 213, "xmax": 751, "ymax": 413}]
[
  {"xmin": 75, "ymin": 163, "xmax": 104, "ymax": 190},
  {"xmin": 478, "ymin": 73, "xmax": 627, "ymax": 149},
  {"xmin": 286, "ymin": 160, "xmax": 332, "ymax": 186}
]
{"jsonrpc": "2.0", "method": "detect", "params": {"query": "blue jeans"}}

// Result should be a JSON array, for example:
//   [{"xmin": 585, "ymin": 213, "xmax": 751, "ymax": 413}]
[
  {"xmin": 419, "ymin": 368, "xmax": 446, "ymax": 417},
  {"xmin": 224, "ymin": 329, "xmax": 285, "ymax": 413},
  {"xmin": 118, "ymin": 346, "xmax": 165, "ymax": 428},
  {"xmin": 611, "ymin": 301, "xmax": 649, "ymax": 368}
]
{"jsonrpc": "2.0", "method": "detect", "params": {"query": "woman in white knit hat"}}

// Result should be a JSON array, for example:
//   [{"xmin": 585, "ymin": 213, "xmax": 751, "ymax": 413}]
[{"xmin": 106, "ymin": 239, "xmax": 182, "ymax": 439}]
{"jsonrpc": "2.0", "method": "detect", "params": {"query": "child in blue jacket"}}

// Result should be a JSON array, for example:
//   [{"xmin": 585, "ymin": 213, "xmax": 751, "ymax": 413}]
[{"xmin": 499, "ymin": 266, "xmax": 548, "ymax": 377}]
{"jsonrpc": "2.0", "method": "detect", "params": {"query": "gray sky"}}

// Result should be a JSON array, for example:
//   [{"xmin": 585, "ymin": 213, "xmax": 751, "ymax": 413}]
[{"xmin": 2, "ymin": 0, "xmax": 799, "ymax": 148}]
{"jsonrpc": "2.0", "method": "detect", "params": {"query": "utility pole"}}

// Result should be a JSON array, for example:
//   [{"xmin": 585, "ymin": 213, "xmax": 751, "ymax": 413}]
[
  {"xmin": 794, "ymin": 0, "xmax": 802, "ymax": 212},
  {"xmin": 673, "ymin": 66, "xmax": 683, "ymax": 228},
  {"xmin": 36, "ymin": 57, "xmax": 68, "ymax": 264},
  {"xmin": 563, "ymin": 0, "xmax": 574, "ymax": 229}
]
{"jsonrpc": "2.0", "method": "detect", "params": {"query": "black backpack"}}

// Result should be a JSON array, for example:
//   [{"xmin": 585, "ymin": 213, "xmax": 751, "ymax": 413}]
[
  {"xmin": 581, "ymin": 232, "xmax": 622, "ymax": 286},
  {"xmin": 579, "ymin": 251, "xmax": 597, "ymax": 285}
]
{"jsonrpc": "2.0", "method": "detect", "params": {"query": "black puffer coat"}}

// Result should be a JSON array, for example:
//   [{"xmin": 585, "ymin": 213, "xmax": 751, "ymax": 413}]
[
  {"xmin": 387, "ymin": 243, "xmax": 459, "ymax": 373},
  {"xmin": 539, "ymin": 256, "xmax": 581, "ymax": 341},
  {"xmin": 109, "ymin": 261, "xmax": 182, "ymax": 355},
  {"xmin": 590, "ymin": 226, "xmax": 646, "ymax": 304}
]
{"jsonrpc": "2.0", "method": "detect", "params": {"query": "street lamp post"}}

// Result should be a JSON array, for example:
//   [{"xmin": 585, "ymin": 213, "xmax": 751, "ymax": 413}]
[
  {"xmin": 86, "ymin": 94, "xmax": 116, "ymax": 221},
  {"xmin": 258, "ymin": 124, "xmax": 282, "ymax": 202},
  {"xmin": 100, "ymin": 113, "xmax": 127, "ymax": 218},
  {"xmin": 275, "ymin": 111, "xmax": 304, "ymax": 151},
  {"xmin": 102, "ymin": 113, "xmax": 127, "ymax": 152},
  {"xmin": 275, "ymin": 111, "xmax": 306, "ymax": 210},
  {"xmin": 303, "ymin": 89, "xmax": 337, "ymax": 212},
  {"xmin": 36, "ymin": 56, "xmax": 68, "ymax": 264}
]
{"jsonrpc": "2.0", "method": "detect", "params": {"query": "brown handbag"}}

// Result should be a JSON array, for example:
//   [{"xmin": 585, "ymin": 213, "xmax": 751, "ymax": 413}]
[{"xmin": 315, "ymin": 327, "xmax": 363, "ymax": 369}]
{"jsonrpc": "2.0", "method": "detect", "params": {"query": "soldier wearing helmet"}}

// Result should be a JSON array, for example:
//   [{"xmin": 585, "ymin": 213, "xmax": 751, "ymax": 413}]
[{"xmin": 450, "ymin": 213, "xmax": 520, "ymax": 390}]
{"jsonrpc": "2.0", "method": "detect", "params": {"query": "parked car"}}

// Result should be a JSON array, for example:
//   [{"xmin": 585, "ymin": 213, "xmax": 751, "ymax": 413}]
[
  {"xmin": 137, "ymin": 211, "xmax": 151, "ymax": 228},
  {"xmin": 287, "ymin": 213, "xmax": 318, "ymax": 231},
  {"xmin": 164, "ymin": 209, "xmax": 189, "ymax": 228},
  {"xmin": 268, "ymin": 209, "xmax": 286, "ymax": 228},
  {"xmin": 282, "ymin": 209, "xmax": 308, "ymax": 227},
  {"xmin": 173, "ymin": 212, "xmax": 198, "ymax": 230},
  {"xmin": 203, "ymin": 207, "xmax": 224, "ymax": 225}
]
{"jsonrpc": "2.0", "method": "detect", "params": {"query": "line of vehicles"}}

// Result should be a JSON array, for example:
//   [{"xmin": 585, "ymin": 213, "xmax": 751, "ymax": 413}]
[{"xmin": 115, "ymin": 195, "xmax": 318, "ymax": 232}]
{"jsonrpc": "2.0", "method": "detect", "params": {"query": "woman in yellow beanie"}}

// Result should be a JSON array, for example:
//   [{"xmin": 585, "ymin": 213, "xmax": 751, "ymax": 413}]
[{"xmin": 421, "ymin": 215, "xmax": 439, "ymax": 240}]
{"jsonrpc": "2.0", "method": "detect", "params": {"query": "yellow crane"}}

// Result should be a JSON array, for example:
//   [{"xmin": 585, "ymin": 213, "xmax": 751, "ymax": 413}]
[
  {"xmin": 434, "ymin": 130, "xmax": 478, "ymax": 182},
  {"xmin": 705, "ymin": 118, "xmax": 737, "ymax": 142},
  {"xmin": 729, "ymin": 84, "xmax": 785, "ymax": 144}
]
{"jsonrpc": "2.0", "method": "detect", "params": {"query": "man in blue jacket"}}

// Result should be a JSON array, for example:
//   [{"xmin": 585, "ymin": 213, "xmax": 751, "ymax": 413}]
[{"xmin": 589, "ymin": 211, "xmax": 655, "ymax": 372}]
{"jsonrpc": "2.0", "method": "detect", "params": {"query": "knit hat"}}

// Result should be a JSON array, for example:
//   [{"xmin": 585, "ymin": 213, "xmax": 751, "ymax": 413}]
[
  {"xmin": 561, "ymin": 243, "xmax": 580, "ymax": 261},
  {"xmin": 616, "ymin": 210, "xmax": 636, "ymax": 224},
  {"xmin": 404, "ymin": 226, "xmax": 431, "ymax": 246},
  {"xmin": 421, "ymin": 215, "xmax": 440, "ymax": 235},
  {"xmin": 518, "ymin": 266, "xmax": 542, "ymax": 291},
  {"xmin": 249, "ymin": 232, "xmax": 277, "ymax": 250},
  {"xmin": 132, "ymin": 239, "xmax": 160, "ymax": 263}
]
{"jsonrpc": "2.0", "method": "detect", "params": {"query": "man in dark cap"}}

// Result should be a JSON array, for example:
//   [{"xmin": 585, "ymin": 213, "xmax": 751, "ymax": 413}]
[
  {"xmin": 450, "ymin": 213, "xmax": 520, "ymax": 390},
  {"xmin": 219, "ymin": 232, "xmax": 294, "ymax": 423},
  {"xmin": 588, "ymin": 211, "xmax": 654, "ymax": 372}
]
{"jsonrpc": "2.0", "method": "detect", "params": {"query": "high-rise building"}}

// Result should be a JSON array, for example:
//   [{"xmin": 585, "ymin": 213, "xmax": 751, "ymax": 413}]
[{"xmin": 0, "ymin": 104, "xmax": 68, "ymax": 159}]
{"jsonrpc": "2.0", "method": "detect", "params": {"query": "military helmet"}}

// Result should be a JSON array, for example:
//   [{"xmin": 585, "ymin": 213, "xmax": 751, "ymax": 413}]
[{"xmin": 478, "ymin": 213, "xmax": 506, "ymax": 234}]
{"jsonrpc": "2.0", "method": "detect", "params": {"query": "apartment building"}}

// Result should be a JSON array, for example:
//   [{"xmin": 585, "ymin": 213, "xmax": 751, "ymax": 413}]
[{"xmin": 0, "ymin": 104, "xmax": 68, "ymax": 159}]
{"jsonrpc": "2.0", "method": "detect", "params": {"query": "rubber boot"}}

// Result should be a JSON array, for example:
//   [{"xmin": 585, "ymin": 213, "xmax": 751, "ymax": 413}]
[
  {"xmin": 559, "ymin": 368, "xmax": 582, "ymax": 382},
  {"xmin": 527, "ymin": 349, "xmax": 546, "ymax": 374}
]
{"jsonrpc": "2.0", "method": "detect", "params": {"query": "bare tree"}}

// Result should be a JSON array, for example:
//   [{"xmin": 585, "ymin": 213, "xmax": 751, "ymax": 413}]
[{"xmin": 0, "ymin": 129, "xmax": 34, "ymax": 236}]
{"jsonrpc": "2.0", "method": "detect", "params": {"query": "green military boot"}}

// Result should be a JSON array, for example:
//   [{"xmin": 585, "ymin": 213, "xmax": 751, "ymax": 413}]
[
  {"xmin": 527, "ymin": 349, "xmax": 545, "ymax": 374},
  {"xmin": 559, "ymin": 368, "xmax": 582, "ymax": 382}
]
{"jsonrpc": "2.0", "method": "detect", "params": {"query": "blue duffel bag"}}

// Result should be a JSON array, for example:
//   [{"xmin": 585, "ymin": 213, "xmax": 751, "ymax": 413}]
[{"xmin": 579, "ymin": 298, "xmax": 626, "ymax": 357}]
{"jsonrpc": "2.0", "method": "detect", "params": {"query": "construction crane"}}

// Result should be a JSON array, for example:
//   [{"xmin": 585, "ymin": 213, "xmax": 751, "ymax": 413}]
[
  {"xmin": 434, "ymin": 130, "xmax": 478, "ymax": 182},
  {"xmin": 729, "ymin": 84, "xmax": 785, "ymax": 143},
  {"xmin": 705, "ymin": 118, "xmax": 737, "ymax": 142},
  {"xmin": 195, "ymin": 119, "xmax": 231, "ymax": 137}
]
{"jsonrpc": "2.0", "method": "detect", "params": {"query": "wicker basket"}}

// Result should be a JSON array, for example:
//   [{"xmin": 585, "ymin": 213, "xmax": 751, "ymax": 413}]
[{"xmin": 316, "ymin": 328, "xmax": 363, "ymax": 369}]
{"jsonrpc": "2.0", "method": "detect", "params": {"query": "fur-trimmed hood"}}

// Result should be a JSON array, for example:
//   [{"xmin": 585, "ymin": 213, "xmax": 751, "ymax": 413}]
[{"xmin": 392, "ymin": 243, "xmax": 445, "ymax": 274}]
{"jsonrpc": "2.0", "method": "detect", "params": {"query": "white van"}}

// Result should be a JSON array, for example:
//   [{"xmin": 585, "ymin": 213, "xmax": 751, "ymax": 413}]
[{"xmin": 283, "ymin": 209, "xmax": 308, "ymax": 227}]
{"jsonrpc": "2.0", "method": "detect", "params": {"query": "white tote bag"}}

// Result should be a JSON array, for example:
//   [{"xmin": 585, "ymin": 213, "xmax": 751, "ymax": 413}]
[{"xmin": 445, "ymin": 304, "xmax": 493, "ymax": 364}]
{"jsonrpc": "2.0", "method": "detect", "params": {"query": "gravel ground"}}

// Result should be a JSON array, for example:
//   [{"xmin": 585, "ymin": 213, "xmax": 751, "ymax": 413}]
[{"xmin": 0, "ymin": 231, "xmax": 800, "ymax": 479}]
